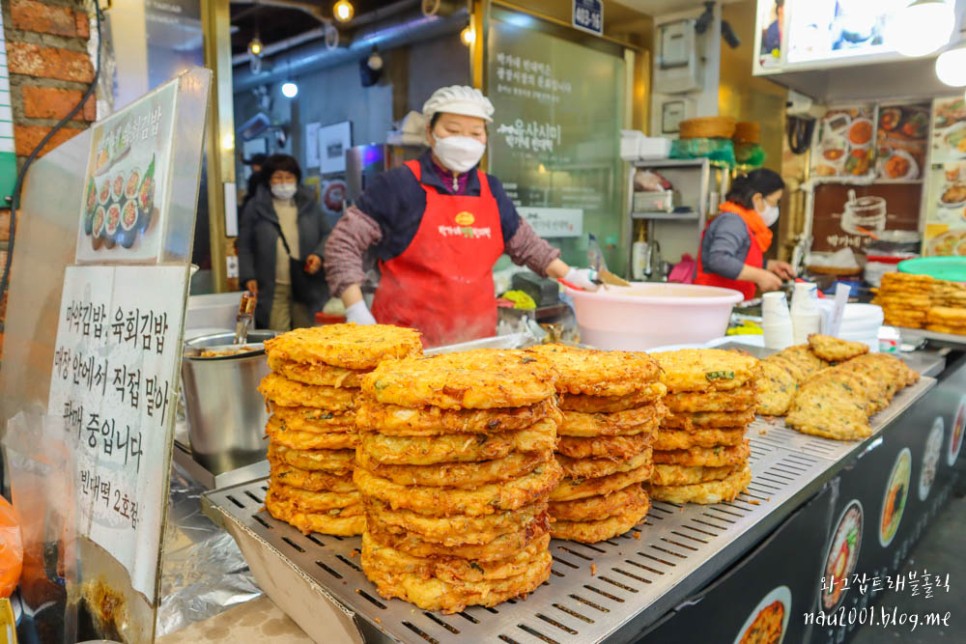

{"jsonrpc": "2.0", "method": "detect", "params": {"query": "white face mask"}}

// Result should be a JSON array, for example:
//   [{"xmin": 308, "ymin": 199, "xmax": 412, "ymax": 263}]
[
  {"xmin": 433, "ymin": 134, "xmax": 485, "ymax": 173},
  {"xmin": 762, "ymin": 204, "xmax": 780, "ymax": 227},
  {"xmin": 272, "ymin": 183, "xmax": 297, "ymax": 200}
]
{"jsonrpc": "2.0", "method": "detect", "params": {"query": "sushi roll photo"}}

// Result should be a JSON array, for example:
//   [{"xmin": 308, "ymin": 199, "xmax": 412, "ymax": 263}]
[
  {"xmin": 137, "ymin": 156, "xmax": 156, "ymax": 231},
  {"xmin": 91, "ymin": 206, "xmax": 106, "ymax": 249},
  {"xmin": 104, "ymin": 203, "xmax": 121, "ymax": 248},
  {"xmin": 111, "ymin": 172, "xmax": 125, "ymax": 203},
  {"xmin": 124, "ymin": 167, "xmax": 141, "ymax": 202},
  {"xmin": 117, "ymin": 200, "xmax": 139, "ymax": 249},
  {"xmin": 98, "ymin": 179, "xmax": 111, "ymax": 207}
]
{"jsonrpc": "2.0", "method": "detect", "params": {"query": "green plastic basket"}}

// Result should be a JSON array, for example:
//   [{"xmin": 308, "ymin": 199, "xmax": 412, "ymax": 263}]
[{"xmin": 898, "ymin": 257, "xmax": 966, "ymax": 282}]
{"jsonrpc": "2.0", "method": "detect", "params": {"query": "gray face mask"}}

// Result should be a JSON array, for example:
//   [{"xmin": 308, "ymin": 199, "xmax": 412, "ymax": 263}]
[{"xmin": 272, "ymin": 183, "xmax": 297, "ymax": 200}]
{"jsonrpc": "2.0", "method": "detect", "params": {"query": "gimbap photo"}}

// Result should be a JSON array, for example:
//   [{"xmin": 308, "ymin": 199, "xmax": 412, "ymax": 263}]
[
  {"xmin": 91, "ymin": 206, "xmax": 106, "ymax": 249},
  {"xmin": 111, "ymin": 173, "xmax": 125, "ymax": 202},
  {"xmin": 98, "ymin": 180, "xmax": 111, "ymax": 207},
  {"xmin": 118, "ymin": 200, "xmax": 139, "ymax": 248},
  {"xmin": 104, "ymin": 203, "xmax": 122, "ymax": 248},
  {"xmin": 125, "ymin": 167, "xmax": 141, "ymax": 201}
]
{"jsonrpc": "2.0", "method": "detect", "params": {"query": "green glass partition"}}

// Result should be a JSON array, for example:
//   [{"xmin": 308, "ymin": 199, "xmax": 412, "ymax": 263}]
[{"xmin": 486, "ymin": 9, "xmax": 627, "ymax": 273}]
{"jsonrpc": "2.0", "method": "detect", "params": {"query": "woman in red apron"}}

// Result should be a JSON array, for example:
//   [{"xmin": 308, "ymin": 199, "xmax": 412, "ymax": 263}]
[
  {"xmin": 324, "ymin": 86, "xmax": 595, "ymax": 347},
  {"xmin": 694, "ymin": 169, "xmax": 795, "ymax": 300}
]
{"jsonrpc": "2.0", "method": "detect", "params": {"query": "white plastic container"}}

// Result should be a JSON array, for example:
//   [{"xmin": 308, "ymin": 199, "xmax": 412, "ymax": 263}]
[
  {"xmin": 878, "ymin": 326, "xmax": 900, "ymax": 354},
  {"xmin": 566, "ymin": 282, "xmax": 744, "ymax": 351},
  {"xmin": 761, "ymin": 292, "xmax": 794, "ymax": 350},
  {"xmin": 790, "ymin": 283, "xmax": 821, "ymax": 344}
]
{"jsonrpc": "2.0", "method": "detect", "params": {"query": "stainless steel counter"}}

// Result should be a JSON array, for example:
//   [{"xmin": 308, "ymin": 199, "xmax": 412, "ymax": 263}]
[{"xmin": 201, "ymin": 376, "xmax": 936, "ymax": 644}]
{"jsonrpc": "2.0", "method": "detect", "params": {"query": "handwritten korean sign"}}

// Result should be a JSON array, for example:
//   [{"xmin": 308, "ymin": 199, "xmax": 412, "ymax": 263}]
[
  {"xmin": 519, "ymin": 207, "xmax": 584, "ymax": 238},
  {"xmin": 47, "ymin": 265, "xmax": 187, "ymax": 601}
]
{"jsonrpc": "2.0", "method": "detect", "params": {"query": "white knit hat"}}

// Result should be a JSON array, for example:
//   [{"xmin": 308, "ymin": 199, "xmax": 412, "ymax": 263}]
[{"xmin": 422, "ymin": 85, "xmax": 494, "ymax": 123}]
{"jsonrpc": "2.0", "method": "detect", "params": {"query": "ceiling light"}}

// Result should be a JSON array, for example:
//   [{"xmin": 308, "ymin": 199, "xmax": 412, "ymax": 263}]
[
  {"xmin": 248, "ymin": 36, "xmax": 264, "ymax": 57},
  {"xmin": 281, "ymin": 81, "xmax": 299, "ymax": 98},
  {"xmin": 334, "ymin": 0, "xmax": 354, "ymax": 23},
  {"xmin": 461, "ymin": 26, "xmax": 476, "ymax": 46},
  {"xmin": 936, "ymin": 43, "xmax": 966, "ymax": 86},
  {"xmin": 889, "ymin": 0, "xmax": 955, "ymax": 57}
]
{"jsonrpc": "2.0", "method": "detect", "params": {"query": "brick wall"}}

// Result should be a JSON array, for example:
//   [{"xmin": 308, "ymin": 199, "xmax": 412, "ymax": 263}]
[{"xmin": 0, "ymin": 0, "xmax": 95, "ymax": 358}]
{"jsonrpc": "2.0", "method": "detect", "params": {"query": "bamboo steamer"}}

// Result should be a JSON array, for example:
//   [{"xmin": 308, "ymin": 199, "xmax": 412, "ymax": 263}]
[{"xmin": 679, "ymin": 116, "xmax": 737, "ymax": 140}]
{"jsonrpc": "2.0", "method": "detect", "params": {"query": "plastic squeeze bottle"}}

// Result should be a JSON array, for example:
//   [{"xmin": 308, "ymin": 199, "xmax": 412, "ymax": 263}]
[{"xmin": 631, "ymin": 224, "xmax": 648, "ymax": 281}]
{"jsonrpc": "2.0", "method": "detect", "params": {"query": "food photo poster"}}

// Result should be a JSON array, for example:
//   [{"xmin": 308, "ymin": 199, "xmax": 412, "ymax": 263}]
[{"xmin": 75, "ymin": 83, "xmax": 177, "ymax": 263}]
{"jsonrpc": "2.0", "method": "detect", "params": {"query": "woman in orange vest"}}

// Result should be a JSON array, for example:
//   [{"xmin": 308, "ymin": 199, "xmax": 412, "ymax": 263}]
[{"xmin": 694, "ymin": 169, "xmax": 795, "ymax": 300}]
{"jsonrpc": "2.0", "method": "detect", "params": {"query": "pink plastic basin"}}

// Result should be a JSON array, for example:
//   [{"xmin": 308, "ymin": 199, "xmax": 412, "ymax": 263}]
[{"xmin": 568, "ymin": 282, "xmax": 744, "ymax": 351}]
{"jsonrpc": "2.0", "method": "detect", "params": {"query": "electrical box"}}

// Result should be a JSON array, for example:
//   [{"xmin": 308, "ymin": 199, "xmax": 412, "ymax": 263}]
[{"xmin": 655, "ymin": 19, "xmax": 704, "ymax": 94}]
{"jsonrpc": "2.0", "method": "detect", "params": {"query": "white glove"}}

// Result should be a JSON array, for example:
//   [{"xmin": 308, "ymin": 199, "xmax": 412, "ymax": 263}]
[
  {"xmin": 564, "ymin": 267, "xmax": 598, "ymax": 291},
  {"xmin": 345, "ymin": 300, "xmax": 376, "ymax": 325}
]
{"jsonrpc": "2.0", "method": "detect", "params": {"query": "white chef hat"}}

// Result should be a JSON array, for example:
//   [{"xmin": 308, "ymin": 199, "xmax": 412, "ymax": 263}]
[{"xmin": 422, "ymin": 85, "xmax": 494, "ymax": 123}]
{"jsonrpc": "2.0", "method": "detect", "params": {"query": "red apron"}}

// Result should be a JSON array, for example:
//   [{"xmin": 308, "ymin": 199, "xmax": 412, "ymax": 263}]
[
  {"xmin": 371, "ymin": 160, "xmax": 505, "ymax": 347},
  {"xmin": 694, "ymin": 216, "xmax": 763, "ymax": 301}
]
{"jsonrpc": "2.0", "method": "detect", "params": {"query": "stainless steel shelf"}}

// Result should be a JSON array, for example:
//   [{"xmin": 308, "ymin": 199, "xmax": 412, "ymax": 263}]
[
  {"xmin": 201, "ymin": 378, "xmax": 934, "ymax": 644},
  {"xmin": 898, "ymin": 326, "xmax": 966, "ymax": 348}
]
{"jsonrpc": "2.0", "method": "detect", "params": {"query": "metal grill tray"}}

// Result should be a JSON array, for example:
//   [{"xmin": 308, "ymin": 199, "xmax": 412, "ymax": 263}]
[{"xmin": 202, "ymin": 378, "xmax": 934, "ymax": 644}]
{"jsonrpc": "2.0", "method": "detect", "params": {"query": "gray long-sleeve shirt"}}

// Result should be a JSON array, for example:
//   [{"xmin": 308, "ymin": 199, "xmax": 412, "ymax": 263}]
[{"xmin": 700, "ymin": 212, "xmax": 753, "ymax": 280}]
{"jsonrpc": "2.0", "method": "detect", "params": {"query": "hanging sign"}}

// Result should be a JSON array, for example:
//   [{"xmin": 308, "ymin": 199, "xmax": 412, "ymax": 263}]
[{"xmin": 573, "ymin": 0, "xmax": 604, "ymax": 36}]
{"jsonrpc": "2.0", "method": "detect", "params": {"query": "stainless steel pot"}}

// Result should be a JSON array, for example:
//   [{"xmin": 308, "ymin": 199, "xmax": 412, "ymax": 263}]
[{"xmin": 181, "ymin": 330, "xmax": 277, "ymax": 474}]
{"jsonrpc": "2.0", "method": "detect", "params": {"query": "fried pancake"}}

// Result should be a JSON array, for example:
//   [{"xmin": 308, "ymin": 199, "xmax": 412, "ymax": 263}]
[
  {"xmin": 362, "ymin": 539, "xmax": 552, "ymax": 613},
  {"xmin": 263, "ymin": 323, "xmax": 422, "ymax": 370},
  {"xmin": 928, "ymin": 306, "xmax": 966, "ymax": 322},
  {"xmin": 356, "ymin": 450, "xmax": 548, "ymax": 488},
  {"xmin": 807, "ymin": 334, "xmax": 870, "ymax": 363},
  {"xmin": 267, "ymin": 443, "xmax": 355, "ymax": 474},
  {"xmin": 356, "ymin": 398, "xmax": 561, "ymax": 436},
  {"xmin": 258, "ymin": 373, "xmax": 357, "ymax": 411},
  {"xmin": 653, "ymin": 348, "xmax": 760, "ymax": 393},
  {"xmin": 357, "ymin": 418, "xmax": 557, "ymax": 465},
  {"xmin": 548, "ymin": 483, "xmax": 647, "ymax": 522},
  {"xmin": 556, "ymin": 448, "xmax": 653, "ymax": 479},
  {"xmin": 653, "ymin": 441, "xmax": 750, "ymax": 467},
  {"xmin": 265, "ymin": 492, "xmax": 364, "ymax": 536},
  {"xmin": 651, "ymin": 463, "xmax": 738, "ymax": 486},
  {"xmin": 362, "ymin": 531, "xmax": 550, "ymax": 583},
  {"xmin": 526, "ymin": 343, "xmax": 661, "ymax": 396},
  {"xmin": 362, "ymin": 349, "xmax": 556, "ymax": 410},
  {"xmin": 756, "ymin": 361, "xmax": 797, "ymax": 416},
  {"xmin": 557, "ymin": 434, "xmax": 653, "ymax": 460},
  {"xmin": 775, "ymin": 345, "xmax": 828, "ymax": 373},
  {"xmin": 558, "ymin": 403, "xmax": 666, "ymax": 437},
  {"xmin": 558, "ymin": 383, "xmax": 667, "ymax": 413},
  {"xmin": 354, "ymin": 459, "xmax": 562, "ymax": 516},
  {"xmin": 765, "ymin": 355, "xmax": 809, "ymax": 384},
  {"xmin": 648, "ymin": 465, "xmax": 752, "ymax": 504},
  {"xmin": 266, "ymin": 417, "xmax": 358, "ymax": 450},
  {"xmin": 269, "ymin": 460, "xmax": 356, "ymax": 493},
  {"xmin": 267, "ymin": 480, "xmax": 361, "ymax": 512},
  {"xmin": 267, "ymin": 354, "xmax": 368, "ymax": 388},
  {"xmin": 366, "ymin": 518, "xmax": 550, "ymax": 561},
  {"xmin": 662, "ymin": 409, "xmax": 756, "ymax": 430},
  {"xmin": 271, "ymin": 405, "xmax": 357, "ymax": 433},
  {"xmin": 665, "ymin": 387, "xmax": 758, "ymax": 413},
  {"xmin": 652, "ymin": 427, "xmax": 746, "ymax": 451},
  {"xmin": 551, "ymin": 493, "xmax": 651, "ymax": 543},
  {"xmin": 366, "ymin": 499, "xmax": 547, "ymax": 545},
  {"xmin": 550, "ymin": 463, "xmax": 653, "ymax": 502}
]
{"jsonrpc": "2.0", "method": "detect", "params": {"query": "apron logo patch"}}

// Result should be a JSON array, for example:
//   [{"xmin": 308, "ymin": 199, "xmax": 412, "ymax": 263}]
[{"xmin": 455, "ymin": 211, "xmax": 476, "ymax": 226}]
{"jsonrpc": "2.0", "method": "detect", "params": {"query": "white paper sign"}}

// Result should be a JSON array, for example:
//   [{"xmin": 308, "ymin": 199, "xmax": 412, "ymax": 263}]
[
  {"xmin": 47, "ymin": 265, "xmax": 187, "ymax": 601},
  {"xmin": 518, "ymin": 207, "xmax": 583, "ymax": 238}
]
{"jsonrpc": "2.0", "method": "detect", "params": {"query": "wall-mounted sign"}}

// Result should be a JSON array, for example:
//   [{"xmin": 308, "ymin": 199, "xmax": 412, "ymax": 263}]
[
  {"xmin": 573, "ymin": 0, "xmax": 603, "ymax": 36},
  {"xmin": 0, "ymin": 10, "xmax": 17, "ymax": 203},
  {"xmin": 518, "ymin": 207, "xmax": 584, "ymax": 238}
]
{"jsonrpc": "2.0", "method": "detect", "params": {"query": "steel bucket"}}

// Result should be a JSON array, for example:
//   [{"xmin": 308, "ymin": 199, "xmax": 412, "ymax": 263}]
[{"xmin": 181, "ymin": 330, "xmax": 276, "ymax": 474}]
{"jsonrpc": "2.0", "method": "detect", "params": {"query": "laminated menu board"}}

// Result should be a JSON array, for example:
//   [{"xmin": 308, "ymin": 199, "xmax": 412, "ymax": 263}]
[
  {"xmin": 875, "ymin": 104, "xmax": 929, "ymax": 183},
  {"xmin": 922, "ymin": 97, "xmax": 966, "ymax": 256},
  {"xmin": 811, "ymin": 105, "xmax": 878, "ymax": 181},
  {"xmin": 75, "ymin": 82, "xmax": 177, "ymax": 263},
  {"xmin": 811, "ymin": 183, "xmax": 922, "ymax": 253}
]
